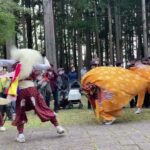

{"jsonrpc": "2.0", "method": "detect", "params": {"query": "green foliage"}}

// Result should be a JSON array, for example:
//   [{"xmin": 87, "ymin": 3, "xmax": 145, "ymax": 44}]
[
  {"xmin": 0, "ymin": 0, "xmax": 24, "ymax": 44},
  {"xmin": 0, "ymin": 0, "xmax": 22, "ymax": 13},
  {"xmin": 66, "ymin": 0, "xmax": 99, "ymax": 30},
  {"xmin": 0, "ymin": 0, "xmax": 16, "ymax": 44},
  {"xmin": 0, "ymin": 12, "xmax": 15, "ymax": 44},
  {"xmin": 70, "ymin": 0, "xmax": 92, "ymax": 12}
]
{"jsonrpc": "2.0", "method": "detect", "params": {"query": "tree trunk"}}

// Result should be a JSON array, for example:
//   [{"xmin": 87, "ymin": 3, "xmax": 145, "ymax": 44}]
[
  {"xmin": 73, "ymin": 29, "xmax": 77, "ymax": 69},
  {"xmin": 142, "ymin": 0, "xmax": 148, "ymax": 56},
  {"xmin": 137, "ymin": 6, "xmax": 142, "ymax": 59},
  {"xmin": 77, "ymin": 30, "xmax": 82, "ymax": 80},
  {"xmin": 147, "ymin": 1, "xmax": 150, "ymax": 53},
  {"xmin": 93, "ymin": 0, "xmax": 101, "ymax": 65},
  {"xmin": 6, "ymin": 38, "xmax": 15, "ymax": 59},
  {"xmin": 22, "ymin": 16, "xmax": 27, "ymax": 48},
  {"xmin": 25, "ymin": 0, "xmax": 33, "ymax": 48},
  {"xmin": 104, "ymin": 9, "xmax": 109, "ymax": 64},
  {"xmin": 43, "ymin": 0, "xmax": 57, "ymax": 68},
  {"xmin": 21, "ymin": 0, "xmax": 27, "ymax": 48},
  {"xmin": 108, "ymin": 0, "xmax": 113, "ymax": 65},
  {"xmin": 32, "ymin": 0, "xmax": 38, "ymax": 50},
  {"xmin": 114, "ymin": 1, "xmax": 122, "ymax": 62},
  {"xmin": 38, "ymin": 3, "xmax": 43, "ymax": 50},
  {"xmin": 85, "ymin": 30, "xmax": 91, "ymax": 70}
]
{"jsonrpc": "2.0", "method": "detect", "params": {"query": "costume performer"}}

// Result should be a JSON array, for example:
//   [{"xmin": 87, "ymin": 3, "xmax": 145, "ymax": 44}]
[
  {"xmin": 129, "ymin": 60, "xmax": 150, "ymax": 113},
  {"xmin": 82, "ymin": 67, "xmax": 148, "ymax": 125},
  {"xmin": 0, "ymin": 48, "xmax": 65, "ymax": 143}
]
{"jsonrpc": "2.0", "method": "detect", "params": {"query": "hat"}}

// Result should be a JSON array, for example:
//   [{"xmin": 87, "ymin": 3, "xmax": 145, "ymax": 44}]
[
  {"xmin": 57, "ymin": 68, "xmax": 64, "ymax": 72},
  {"xmin": 90, "ymin": 60, "xmax": 98, "ymax": 66},
  {"xmin": 115, "ymin": 61, "xmax": 123, "ymax": 66}
]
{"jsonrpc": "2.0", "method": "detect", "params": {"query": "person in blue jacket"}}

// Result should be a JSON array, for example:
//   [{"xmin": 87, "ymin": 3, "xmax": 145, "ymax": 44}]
[{"xmin": 68, "ymin": 66, "xmax": 78, "ymax": 84}]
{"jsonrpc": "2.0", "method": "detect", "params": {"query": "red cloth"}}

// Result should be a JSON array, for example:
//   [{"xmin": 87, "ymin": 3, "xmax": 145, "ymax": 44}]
[
  {"xmin": 12, "ymin": 87, "xmax": 58, "ymax": 127},
  {"xmin": 0, "ymin": 113, "xmax": 3, "ymax": 126},
  {"xmin": 17, "ymin": 124, "xmax": 24, "ymax": 134},
  {"xmin": 20, "ymin": 71, "xmax": 37, "ymax": 81}
]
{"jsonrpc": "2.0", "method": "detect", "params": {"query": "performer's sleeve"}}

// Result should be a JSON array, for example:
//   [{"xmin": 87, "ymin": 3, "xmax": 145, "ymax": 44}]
[
  {"xmin": 0, "ymin": 59, "xmax": 17, "ymax": 67},
  {"xmin": 33, "ymin": 64, "xmax": 50, "ymax": 70}
]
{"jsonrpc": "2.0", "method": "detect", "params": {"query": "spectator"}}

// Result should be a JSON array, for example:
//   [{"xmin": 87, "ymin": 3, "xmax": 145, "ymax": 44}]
[
  {"xmin": 115, "ymin": 61, "xmax": 123, "ymax": 67},
  {"xmin": 90, "ymin": 60, "xmax": 99, "ymax": 69},
  {"xmin": 36, "ymin": 71, "xmax": 52, "ymax": 108},
  {"xmin": 142, "ymin": 57, "xmax": 149, "ymax": 65},
  {"xmin": 0, "ymin": 67, "xmax": 12, "ymax": 121},
  {"xmin": 9, "ymin": 101, "xmax": 16, "ymax": 121},
  {"xmin": 57, "ymin": 68, "xmax": 69, "ymax": 91},
  {"xmin": 147, "ymin": 56, "xmax": 150, "ymax": 65},
  {"xmin": 81, "ymin": 66, "xmax": 87, "ymax": 77},
  {"xmin": 68, "ymin": 66, "xmax": 78, "ymax": 84},
  {"xmin": 57, "ymin": 68, "xmax": 69, "ymax": 108},
  {"xmin": 46, "ymin": 67, "xmax": 59, "ymax": 113},
  {"xmin": 126, "ymin": 59, "xmax": 135, "ymax": 69},
  {"xmin": 104, "ymin": 61, "xmax": 109, "ymax": 66}
]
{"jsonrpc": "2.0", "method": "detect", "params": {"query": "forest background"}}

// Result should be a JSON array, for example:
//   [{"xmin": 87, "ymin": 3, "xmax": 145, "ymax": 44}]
[{"xmin": 0, "ymin": 0, "xmax": 150, "ymax": 78}]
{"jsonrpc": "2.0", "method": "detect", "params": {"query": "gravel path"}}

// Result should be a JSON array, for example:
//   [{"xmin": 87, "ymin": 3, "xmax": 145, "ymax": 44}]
[{"xmin": 0, "ymin": 121, "xmax": 150, "ymax": 150}]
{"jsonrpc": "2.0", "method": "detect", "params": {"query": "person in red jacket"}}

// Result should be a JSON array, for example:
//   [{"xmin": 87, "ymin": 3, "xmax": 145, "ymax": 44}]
[{"xmin": 45, "ymin": 66, "xmax": 59, "ymax": 113}]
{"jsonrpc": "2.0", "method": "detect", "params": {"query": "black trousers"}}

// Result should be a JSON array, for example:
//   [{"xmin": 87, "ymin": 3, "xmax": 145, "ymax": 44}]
[
  {"xmin": 0, "ymin": 105, "xmax": 12, "ymax": 120},
  {"xmin": 87, "ymin": 101, "xmax": 91, "ymax": 109},
  {"xmin": 143, "ymin": 92, "xmax": 150, "ymax": 108},
  {"xmin": 130, "ymin": 95, "xmax": 137, "ymax": 108}
]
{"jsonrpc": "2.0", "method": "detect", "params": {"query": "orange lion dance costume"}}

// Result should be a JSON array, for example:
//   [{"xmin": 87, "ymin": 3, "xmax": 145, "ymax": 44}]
[
  {"xmin": 129, "ymin": 63, "xmax": 150, "ymax": 113},
  {"xmin": 81, "ymin": 67, "xmax": 148, "ymax": 125}
]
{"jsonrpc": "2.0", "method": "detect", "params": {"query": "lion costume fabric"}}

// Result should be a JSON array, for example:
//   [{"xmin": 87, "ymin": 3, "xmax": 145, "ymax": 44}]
[
  {"xmin": 81, "ymin": 67, "xmax": 148, "ymax": 122},
  {"xmin": 130, "ymin": 65, "xmax": 150, "ymax": 92}
]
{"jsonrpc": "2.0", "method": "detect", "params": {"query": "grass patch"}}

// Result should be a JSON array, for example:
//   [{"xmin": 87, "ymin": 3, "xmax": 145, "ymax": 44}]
[
  {"xmin": 118, "ymin": 107, "xmax": 150, "ymax": 123},
  {"xmin": 4, "ymin": 97, "xmax": 150, "ymax": 129}
]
